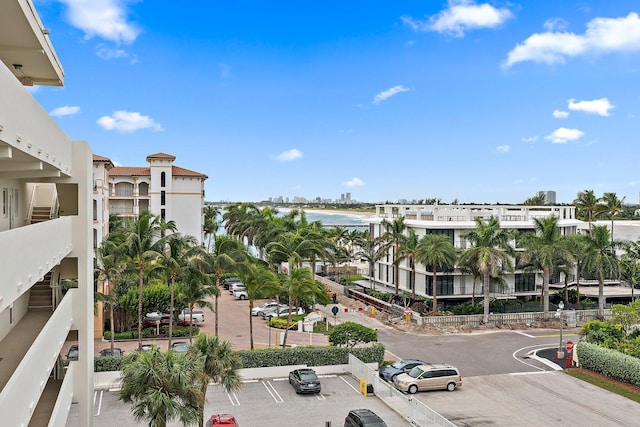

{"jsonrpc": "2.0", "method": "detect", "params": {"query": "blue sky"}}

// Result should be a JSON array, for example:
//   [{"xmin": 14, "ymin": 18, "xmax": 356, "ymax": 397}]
[{"xmin": 32, "ymin": 1, "xmax": 640, "ymax": 205}]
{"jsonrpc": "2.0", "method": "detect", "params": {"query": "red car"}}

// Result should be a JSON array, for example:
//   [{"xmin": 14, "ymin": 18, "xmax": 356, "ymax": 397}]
[{"xmin": 207, "ymin": 414, "xmax": 238, "ymax": 426}]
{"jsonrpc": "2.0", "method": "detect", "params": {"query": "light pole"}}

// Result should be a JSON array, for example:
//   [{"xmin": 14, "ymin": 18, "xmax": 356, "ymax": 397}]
[{"xmin": 557, "ymin": 301, "xmax": 564, "ymax": 354}]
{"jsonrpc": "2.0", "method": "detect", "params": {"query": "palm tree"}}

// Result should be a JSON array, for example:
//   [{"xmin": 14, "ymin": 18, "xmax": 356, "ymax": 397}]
[
  {"xmin": 355, "ymin": 230, "xmax": 388, "ymax": 292},
  {"xmin": 523, "ymin": 193, "xmax": 547, "ymax": 205},
  {"xmin": 573, "ymin": 190, "xmax": 599, "ymax": 230},
  {"xmin": 203, "ymin": 205, "xmax": 221, "ymax": 252},
  {"xmin": 397, "ymin": 229, "xmax": 420, "ymax": 299},
  {"xmin": 280, "ymin": 267, "xmax": 326, "ymax": 346},
  {"xmin": 238, "ymin": 261, "xmax": 282, "ymax": 349},
  {"xmin": 582, "ymin": 225, "xmax": 619, "ymax": 314},
  {"xmin": 178, "ymin": 268, "xmax": 216, "ymax": 343},
  {"xmin": 192, "ymin": 334, "xmax": 242, "ymax": 427},
  {"xmin": 119, "ymin": 347, "xmax": 203, "ymax": 427},
  {"xmin": 123, "ymin": 210, "xmax": 169, "ymax": 350},
  {"xmin": 206, "ymin": 235, "xmax": 247, "ymax": 336},
  {"xmin": 415, "ymin": 233, "xmax": 457, "ymax": 313},
  {"xmin": 381, "ymin": 217, "xmax": 408, "ymax": 295},
  {"xmin": 621, "ymin": 240, "xmax": 640, "ymax": 301},
  {"xmin": 460, "ymin": 217, "xmax": 515, "ymax": 323},
  {"xmin": 565, "ymin": 233, "xmax": 588, "ymax": 306},
  {"xmin": 518, "ymin": 217, "xmax": 574, "ymax": 314},
  {"xmin": 160, "ymin": 233, "xmax": 200, "ymax": 346},
  {"xmin": 596, "ymin": 192, "xmax": 626, "ymax": 241}
]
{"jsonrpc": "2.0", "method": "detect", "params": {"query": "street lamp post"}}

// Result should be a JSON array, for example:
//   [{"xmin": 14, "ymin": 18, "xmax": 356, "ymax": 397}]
[{"xmin": 557, "ymin": 301, "xmax": 565, "ymax": 355}]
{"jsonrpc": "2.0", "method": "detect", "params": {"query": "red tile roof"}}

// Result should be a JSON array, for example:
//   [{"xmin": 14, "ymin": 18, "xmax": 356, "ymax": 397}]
[
  {"xmin": 146, "ymin": 152, "xmax": 176, "ymax": 161},
  {"xmin": 108, "ymin": 165, "xmax": 207, "ymax": 179}
]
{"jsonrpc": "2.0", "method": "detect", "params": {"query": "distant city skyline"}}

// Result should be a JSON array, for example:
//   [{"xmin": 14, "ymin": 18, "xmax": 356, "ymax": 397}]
[{"xmin": 30, "ymin": 1, "xmax": 640, "ymax": 204}]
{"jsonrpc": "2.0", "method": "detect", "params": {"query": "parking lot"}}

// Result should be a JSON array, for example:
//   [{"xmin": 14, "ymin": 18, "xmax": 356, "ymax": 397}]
[{"xmin": 66, "ymin": 374, "xmax": 411, "ymax": 426}]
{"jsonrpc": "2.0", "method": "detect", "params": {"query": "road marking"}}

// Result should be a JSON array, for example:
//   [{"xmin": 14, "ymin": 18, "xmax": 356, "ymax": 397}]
[
  {"xmin": 262, "ymin": 380, "xmax": 284, "ymax": 403},
  {"xmin": 93, "ymin": 390, "xmax": 103, "ymax": 416},
  {"xmin": 510, "ymin": 371, "xmax": 554, "ymax": 376},
  {"xmin": 535, "ymin": 333, "xmax": 579, "ymax": 338},
  {"xmin": 512, "ymin": 343, "xmax": 557, "ymax": 371},
  {"xmin": 315, "ymin": 393, "xmax": 327, "ymax": 400},
  {"xmin": 227, "ymin": 390, "xmax": 240, "ymax": 406},
  {"xmin": 512, "ymin": 330, "xmax": 535, "ymax": 338},
  {"xmin": 340, "ymin": 376, "xmax": 360, "ymax": 393}
]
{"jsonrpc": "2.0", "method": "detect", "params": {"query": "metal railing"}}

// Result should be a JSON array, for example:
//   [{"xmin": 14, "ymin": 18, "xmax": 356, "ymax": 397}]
[{"xmin": 348, "ymin": 354, "xmax": 456, "ymax": 427}]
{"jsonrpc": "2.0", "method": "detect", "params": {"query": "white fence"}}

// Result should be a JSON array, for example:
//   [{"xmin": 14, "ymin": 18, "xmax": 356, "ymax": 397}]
[{"xmin": 348, "ymin": 354, "xmax": 456, "ymax": 427}]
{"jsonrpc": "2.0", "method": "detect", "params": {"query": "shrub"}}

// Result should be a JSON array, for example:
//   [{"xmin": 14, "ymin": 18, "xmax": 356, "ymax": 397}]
[
  {"xmin": 580, "ymin": 320, "xmax": 624, "ymax": 345},
  {"xmin": 577, "ymin": 341, "xmax": 640, "ymax": 387},
  {"xmin": 449, "ymin": 302, "xmax": 483, "ymax": 315},
  {"xmin": 328, "ymin": 321, "xmax": 377, "ymax": 347},
  {"xmin": 103, "ymin": 325, "xmax": 199, "ymax": 340},
  {"xmin": 95, "ymin": 356, "xmax": 123, "ymax": 372},
  {"xmin": 236, "ymin": 343, "xmax": 385, "ymax": 368}
]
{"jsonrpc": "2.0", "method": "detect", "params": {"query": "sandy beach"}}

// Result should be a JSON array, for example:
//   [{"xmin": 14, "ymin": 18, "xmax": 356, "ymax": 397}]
[{"xmin": 277, "ymin": 207, "xmax": 376, "ymax": 219}]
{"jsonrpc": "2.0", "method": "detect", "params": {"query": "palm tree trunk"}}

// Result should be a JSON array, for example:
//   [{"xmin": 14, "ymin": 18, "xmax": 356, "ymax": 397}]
[
  {"xmin": 283, "ymin": 302, "xmax": 293, "ymax": 347},
  {"xmin": 394, "ymin": 243, "xmax": 400, "ymax": 295},
  {"xmin": 472, "ymin": 277, "xmax": 476, "ymax": 305},
  {"xmin": 249, "ymin": 300, "xmax": 254, "ymax": 350},
  {"xmin": 598, "ymin": 274, "xmax": 605, "ymax": 316},
  {"xmin": 411, "ymin": 261, "xmax": 416, "ymax": 300},
  {"xmin": 483, "ymin": 270, "xmax": 490, "ymax": 323},
  {"xmin": 576, "ymin": 262, "xmax": 581, "ymax": 307},
  {"xmin": 137, "ymin": 265, "xmax": 144, "ymax": 350},
  {"xmin": 109, "ymin": 302, "xmax": 115, "ymax": 353},
  {"xmin": 543, "ymin": 268, "xmax": 550, "ymax": 314},
  {"xmin": 432, "ymin": 262, "xmax": 438, "ymax": 313},
  {"xmin": 214, "ymin": 295, "xmax": 219, "ymax": 337},
  {"xmin": 168, "ymin": 276, "xmax": 175, "ymax": 347}
]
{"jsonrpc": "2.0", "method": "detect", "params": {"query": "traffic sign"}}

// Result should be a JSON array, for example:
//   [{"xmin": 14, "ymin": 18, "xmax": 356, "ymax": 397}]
[
  {"xmin": 404, "ymin": 307, "xmax": 411, "ymax": 315},
  {"xmin": 566, "ymin": 341, "xmax": 574, "ymax": 351},
  {"xmin": 331, "ymin": 306, "xmax": 339, "ymax": 316}
]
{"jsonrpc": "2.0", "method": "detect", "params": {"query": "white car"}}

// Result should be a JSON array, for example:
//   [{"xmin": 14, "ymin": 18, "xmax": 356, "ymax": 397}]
[
  {"xmin": 265, "ymin": 306, "xmax": 305, "ymax": 319},
  {"xmin": 233, "ymin": 289, "xmax": 248, "ymax": 300},
  {"xmin": 178, "ymin": 309, "xmax": 204, "ymax": 324},
  {"xmin": 229, "ymin": 282, "xmax": 245, "ymax": 294},
  {"xmin": 251, "ymin": 301, "xmax": 281, "ymax": 316}
]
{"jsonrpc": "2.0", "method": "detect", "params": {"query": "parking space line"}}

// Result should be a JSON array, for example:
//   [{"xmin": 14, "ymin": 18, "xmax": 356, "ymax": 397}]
[
  {"xmin": 93, "ymin": 390, "xmax": 103, "ymax": 416},
  {"xmin": 315, "ymin": 393, "xmax": 326, "ymax": 401},
  {"xmin": 262, "ymin": 380, "xmax": 284, "ymax": 403},
  {"xmin": 339, "ymin": 376, "xmax": 360, "ymax": 393},
  {"xmin": 227, "ymin": 390, "xmax": 240, "ymax": 406}
]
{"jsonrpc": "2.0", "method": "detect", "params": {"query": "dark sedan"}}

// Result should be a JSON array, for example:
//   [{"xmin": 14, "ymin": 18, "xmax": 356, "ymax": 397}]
[
  {"xmin": 289, "ymin": 368, "xmax": 321, "ymax": 394},
  {"xmin": 379, "ymin": 359, "xmax": 427, "ymax": 382}
]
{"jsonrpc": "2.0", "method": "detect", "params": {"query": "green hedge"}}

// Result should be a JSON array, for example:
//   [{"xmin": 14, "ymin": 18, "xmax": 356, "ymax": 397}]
[
  {"xmin": 103, "ymin": 326, "xmax": 199, "ymax": 340},
  {"xmin": 577, "ymin": 341, "xmax": 640, "ymax": 387},
  {"xmin": 95, "ymin": 356, "xmax": 123, "ymax": 372},
  {"xmin": 236, "ymin": 343, "xmax": 385, "ymax": 369},
  {"xmin": 267, "ymin": 315, "xmax": 306, "ymax": 329}
]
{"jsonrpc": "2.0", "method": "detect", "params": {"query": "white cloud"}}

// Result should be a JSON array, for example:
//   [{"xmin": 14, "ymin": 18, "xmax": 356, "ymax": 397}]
[
  {"xmin": 373, "ymin": 85, "xmax": 410, "ymax": 104},
  {"xmin": 568, "ymin": 98, "xmax": 615, "ymax": 116},
  {"xmin": 505, "ymin": 13, "xmax": 640, "ymax": 67},
  {"xmin": 96, "ymin": 46, "xmax": 129, "ymax": 60},
  {"xmin": 58, "ymin": 0, "xmax": 140, "ymax": 44},
  {"xmin": 50, "ymin": 105, "xmax": 80, "ymax": 117},
  {"xmin": 521, "ymin": 136, "xmax": 539, "ymax": 143},
  {"xmin": 274, "ymin": 149, "xmax": 302, "ymax": 162},
  {"xmin": 496, "ymin": 145, "xmax": 510, "ymax": 152},
  {"xmin": 402, "ymin": 0, "xmax": 512, "ymax": 37},
  {"xmin": 543, "ymin": 18, "xmax": 569, "ymax": 32},
  {"xmin": 345, "ymin": 177, "xmax": 365, "ymax": 187},
  {"xmin": 97, "ymin": 110, "xmax": 163, "ymax": 132},
  {"xmin": 545, "ymin": 127, "xmax": 585, "ymax": 143},
  {"xmin": 553, "ymin": 109, "xmax": 569, "ymax": 119}
]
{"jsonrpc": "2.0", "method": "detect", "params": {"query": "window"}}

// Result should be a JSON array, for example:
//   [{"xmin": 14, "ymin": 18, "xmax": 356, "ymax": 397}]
[
  {"xmin": 160, "ymin": 171, "xmax": 166, "ymax": 187},
  {"xmin": 427, "ymin": 229, "xmax": 454, "ymax": 245},
  {"xmin": 2, "ymin": 188, "xmax": 6, "ymax": 216},
  {"xmin": 427, "ymin": 275, "xmax": 454, "ymax": 295},
  {"xmin": 515, "ymin": 273, "xmax": 536, "ymax": 292},
  {"xmin": 161, "ymin": 191, "xmax": 166, "ymax": 205},
  {"xmin": 161, "ymin": 208, "xmax": 166, "ymax": 220}
]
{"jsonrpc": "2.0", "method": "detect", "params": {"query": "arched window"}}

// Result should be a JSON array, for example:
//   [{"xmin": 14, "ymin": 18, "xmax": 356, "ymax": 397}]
[
  {"xmin": 161, "ymin": 191, "xmax": 166, "ymax": 206},
  {"xmin": 160, "ymin": 171, "xmax": 166, "ymax": 187}
]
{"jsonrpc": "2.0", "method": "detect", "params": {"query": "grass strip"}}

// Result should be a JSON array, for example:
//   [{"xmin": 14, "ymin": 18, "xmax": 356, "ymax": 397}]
[{"xmin": 563, "ymin": 369, "xmax": 640, "ymax": 403}]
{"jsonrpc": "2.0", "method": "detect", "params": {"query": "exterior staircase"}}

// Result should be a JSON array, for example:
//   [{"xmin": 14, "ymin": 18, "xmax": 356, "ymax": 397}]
[
  {"xmin": 30, "ymin": 206, "xmax": 52, "ymax": 224},
  {"xmin": 29, "ymin": 272, "xmax": 53, "ymax": 311}
]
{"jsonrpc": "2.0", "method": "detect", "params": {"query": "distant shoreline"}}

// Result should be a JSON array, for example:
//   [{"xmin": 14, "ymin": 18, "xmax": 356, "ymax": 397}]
[{"xmin": 277, "ymin": 207, "xmax": 376, "ymax": 219}]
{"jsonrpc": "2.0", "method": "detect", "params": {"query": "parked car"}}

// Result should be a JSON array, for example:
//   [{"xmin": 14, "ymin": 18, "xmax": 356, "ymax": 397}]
[
  {"xmin": 379, "ymin": 359, "xmax": 428, "ymax": 382},
  {"xmin": 221, "ymin": 277, "xmax": 242, "ymax": 290},
  {"xmin": 233, "ymin": 289, "xmax": 248, "ymax": 300},
  {"xmin": 66, "ymin": 345, "xmax": 79, "ymax": 360},
  {"xmin": 393, "ymin": 363, "xmax": 462, "ymax": 393},
  {"xmin": 178, "ymin": 308, "xmax": 205, "ymax": 324},
  {"xmin": 137, "ymin": 344, "xmax": 154, "ymax": 352},
  {"xmin": 265, "ymin": 306, "xmax": 304, "ymax": 319},
  {"xmin": 171, "ymin": 341, "xmax": 189, "ymax": 353},
  {"xmin": 229, "ymin": 283, "xmax": 245, "ymax": 294},
  {"xmin": 98, "ymin": 348, "xmax": 124, "ymax": 357},
  {"xmin": 251, "ymin": 301, "xmax": 281, "ymax": 316},
  {"xmin": 344, "ymin": 409, "xmax": 387, "ymax": 427},
  {"xmin": 206, "ymin": 414, "xmax": 239, "ymax": 426},
  {"xmin": 289, "ymin": 368, "xmax": 321, "ymax": 394},
  {"xmin": 259, "ymin": 304, "xmax": 289, "ymax": 318}
]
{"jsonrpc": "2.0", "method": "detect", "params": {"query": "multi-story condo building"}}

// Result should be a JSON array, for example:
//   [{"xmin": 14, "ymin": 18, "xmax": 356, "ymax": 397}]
[
  {"xmin": 105, "ymin": 152, "xmax": 208, "ymax": 245},
  {"xmin": 0, "ymin": 2, "xmax": 94, "ymax": 426},
  {"xmin": 370, "ymin": 204, "xmax": 581, "ymax": 308}
]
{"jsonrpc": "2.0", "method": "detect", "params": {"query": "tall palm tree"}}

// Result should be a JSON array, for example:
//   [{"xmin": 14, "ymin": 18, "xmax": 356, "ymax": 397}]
[
  {"xmin": 397, "ymin": 229, "xmax": 420, "ymax": 299},
  {"xmin": 565, "ymin": 233, "xmax": 588, "ymax": 306},
  {"xmin": 203, "ymin": 205, "xmax": 221, "ymax": 252},
  {"xmin": 523, "ymin": 193, "xmax": 547, "ymax": 205},
  {"xmin": 596, "ymin": 192, "xmax": 626, "ymax": 241},
  {"xmin": 160, "ymin": 233, "xmax": 200, "ymax": 346},
  {"xmin": 206, "ymin": 235, "xmax": 247, "ymax": 336},
  {"xmin": 123, "ymin": 210, "xmax": 169, "ymax": 350},
  {"xmin": 415, "ymin": 233, "xmax": 457, "ymax": 313},
  {"xmin": 238, "ymin": 261, "xmax": 282, "ymax": 349},
  {"xmin": 582, "ymin": 225, "xmax": 619, "ymax": 314},
  {"xmin": 192, "ymin": 334, "xmax": 242, "ymax": 427},
  {"xmin": 573, "ymin": 189, "xmax": 599, "ymax": 230},
  {"xmin": 119, "ymin": 347, "xmax": 203, "ymax": 427},
  {"xmin": 460, "ymin": 217, "xmax": 515, "ymax": 323},
  {"xmin": 355, "ymin": 230, "xmax": 388, "ymax": 292},
  {"xmin": 280, "ymin": 267, "xmax": 326, "ymax": 347},
  {"xmin": 518, "ymin": 217, "xmax": 574, "ymax": 314},
  {"xmin": 381, "ymin": 217, "xmax": 408, "ymax": 295},
  {"xmin": 620, "ymin": 240, "xmax": 640, "ymax": 301},
  {"xmin": 178, "ymin": 269, "xmax": 216, "ymax": 343}
]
